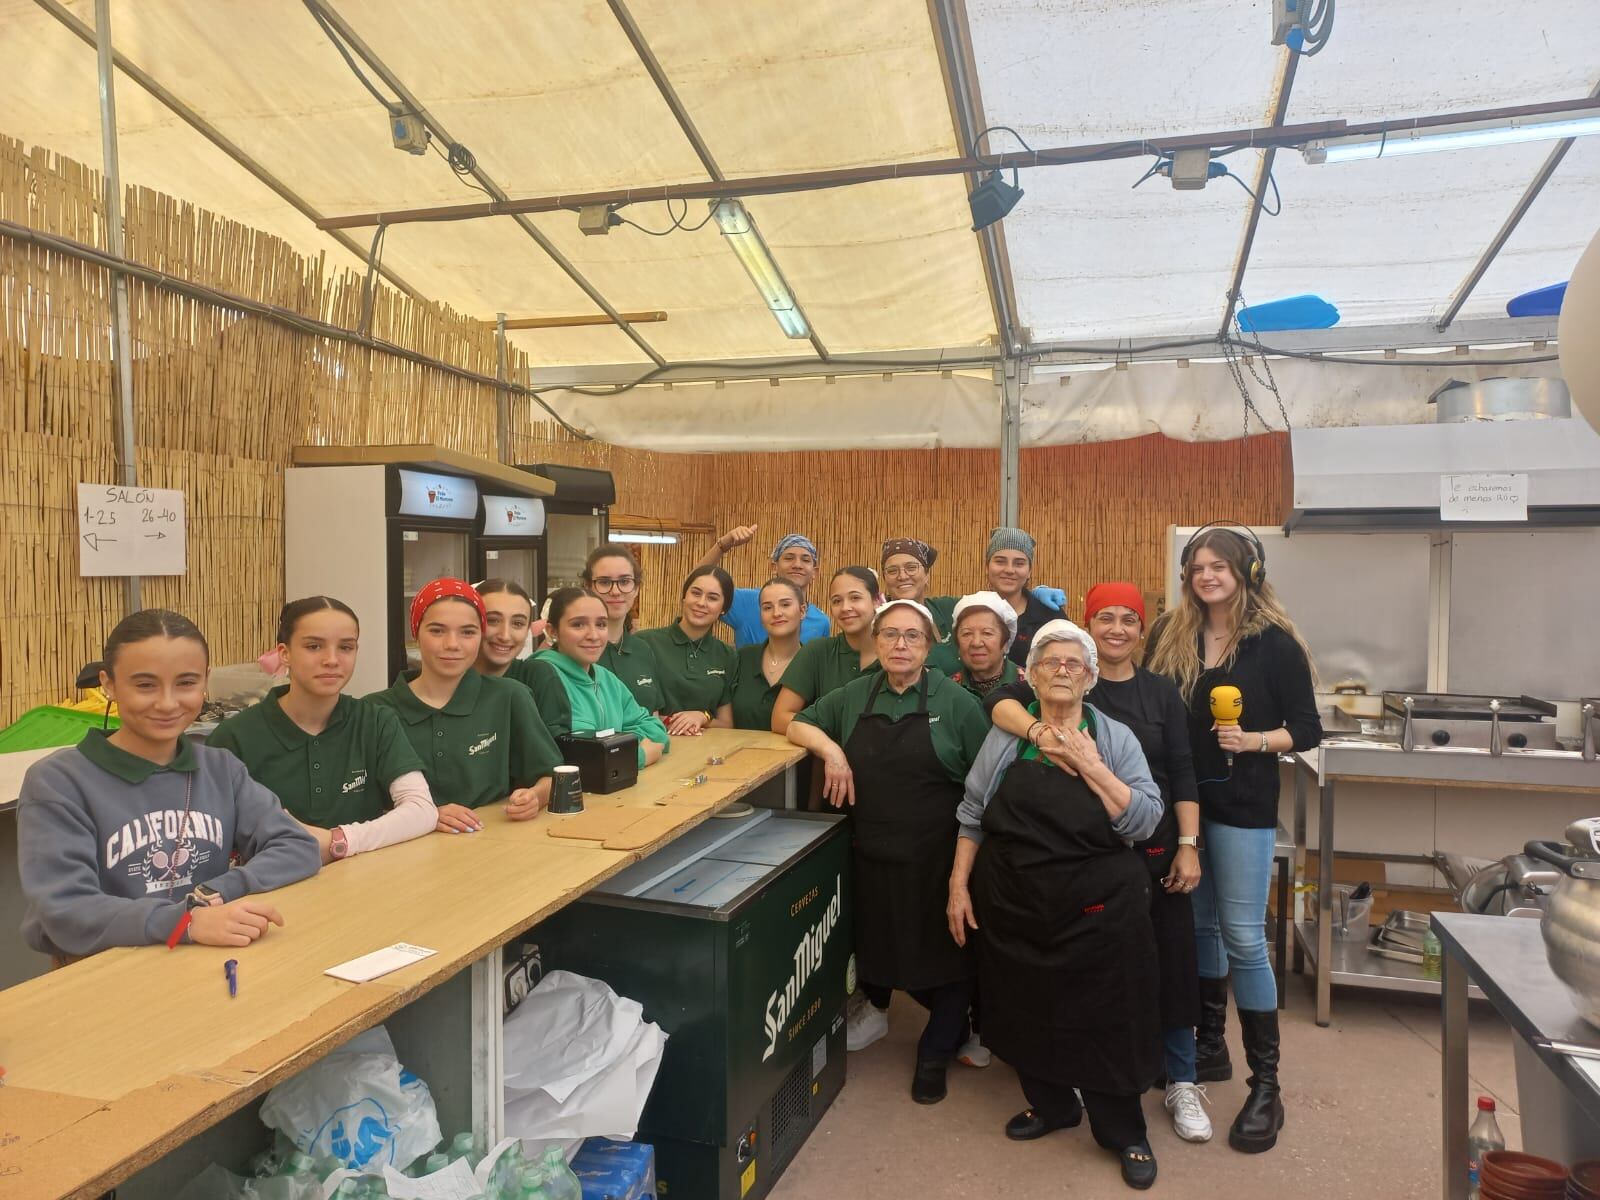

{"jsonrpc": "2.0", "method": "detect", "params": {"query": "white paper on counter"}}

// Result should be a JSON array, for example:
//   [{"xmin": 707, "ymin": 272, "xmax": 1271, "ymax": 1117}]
[
  {"xmin": 325, "ymin": 943, "xmax": 437, "ymax": 983},
  {"xmin": 502, "ymin": 971, "xmax": 668, "ymax": 1144}
]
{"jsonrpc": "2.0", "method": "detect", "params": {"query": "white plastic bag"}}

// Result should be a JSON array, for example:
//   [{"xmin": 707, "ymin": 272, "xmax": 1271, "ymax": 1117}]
[{"xmin": 259, "ymin": 1027, "xmax": 441, "ymax": 1173}]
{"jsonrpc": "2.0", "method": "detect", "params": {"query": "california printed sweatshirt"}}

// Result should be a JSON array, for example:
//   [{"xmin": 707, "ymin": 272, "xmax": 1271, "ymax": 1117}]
[{"xmin": 17, "ymin": 730, "xmax": 321, "ymax": 959}]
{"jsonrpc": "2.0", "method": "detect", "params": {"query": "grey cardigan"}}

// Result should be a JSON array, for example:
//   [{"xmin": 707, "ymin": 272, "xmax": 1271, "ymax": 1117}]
[{"xmin": 958, "ymin": 702, "xmax": 1163, "ymax": 845}]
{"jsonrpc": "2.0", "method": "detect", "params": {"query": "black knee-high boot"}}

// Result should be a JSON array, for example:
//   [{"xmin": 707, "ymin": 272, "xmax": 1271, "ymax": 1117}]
[
  {"xmin": 1195, "ymin": 975, "xmax": 1233, "ymax": 1082},
  {"xmin": 1229, "ymin": 1008, "xmax": 1284, "ymax": 1153}
]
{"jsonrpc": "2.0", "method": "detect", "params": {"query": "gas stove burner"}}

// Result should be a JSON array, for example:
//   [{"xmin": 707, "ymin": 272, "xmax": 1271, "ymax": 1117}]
[{"xmin": 1383, "ymin": 692, "xmax": 1559, "ymax": 752}]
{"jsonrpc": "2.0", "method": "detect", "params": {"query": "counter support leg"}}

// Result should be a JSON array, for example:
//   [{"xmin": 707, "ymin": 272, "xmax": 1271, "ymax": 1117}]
[
  {"xmin": 1316, "ymin": 778, "xmax": 1335, "ymax": 1027},
  {"xmin": 1441, "ymin": 943, "xmax": 1469, "ymax": 1200},
  {"xmin": 1292, "ymin": 766, "xmax": 1308, "ymax": 974},
  {"xmin": 784, "ymin": 764, "xmax": 797, "ymax": 810},
  {"xmin": 471, "ymin": 949, "xmax": 505, "ymax": 1145}
]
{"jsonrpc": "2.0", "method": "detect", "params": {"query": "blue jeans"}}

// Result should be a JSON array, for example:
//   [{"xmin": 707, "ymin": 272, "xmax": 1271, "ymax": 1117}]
[
  {"xmin": 1164, "ymin": 1026, "xmax": 1196, "ymax": 1084},
  {"xmin": 1192, "ymin": 819, "xmax": 1277, "ymax": 1012}
]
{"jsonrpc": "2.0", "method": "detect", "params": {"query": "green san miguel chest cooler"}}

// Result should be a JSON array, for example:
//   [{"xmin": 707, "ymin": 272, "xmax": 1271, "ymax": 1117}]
[{"xmin": 528, "ymin": 809, "xmax": 852, "ymax": 1200}]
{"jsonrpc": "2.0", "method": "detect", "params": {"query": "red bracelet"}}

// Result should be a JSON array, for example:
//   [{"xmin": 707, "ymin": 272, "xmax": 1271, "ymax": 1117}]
[{"xmin": 166, "ymin": 910, "xmax": 193, "ymax": 949}]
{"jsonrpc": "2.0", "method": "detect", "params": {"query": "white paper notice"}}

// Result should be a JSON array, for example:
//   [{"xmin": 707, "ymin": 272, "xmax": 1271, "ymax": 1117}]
[
  {"xmin": 76, "ymin": 483, "xmax": 187, "ymax": 576},
  {"xmin": 325, "ymin": 942, "xmax": 437, "ymax": 983},
  {"xmin": 1440, "ymin": 473, "xmax": 1529, "ymax": 522}
]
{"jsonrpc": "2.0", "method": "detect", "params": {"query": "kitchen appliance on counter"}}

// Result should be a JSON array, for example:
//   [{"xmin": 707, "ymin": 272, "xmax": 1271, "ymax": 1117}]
[
  {"xmin": 1527, "ymin": 820, "xmax": 1600, "ymax": 1029},
  {"xmin": 1439, "ymin": 852, "xmax": 1562, "ymax": 917},
  {"xmin": 1385, "ymin": 691, "xmax": 1560, "ymax": 752}
]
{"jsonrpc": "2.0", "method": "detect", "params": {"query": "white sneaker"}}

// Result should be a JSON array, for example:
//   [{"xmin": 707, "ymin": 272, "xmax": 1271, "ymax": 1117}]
[
  {"xmin": 1164, "ymin": 1082, "xmax": 1213, "ymax": 1143},
  {"xmin": 957, "ymin": 1033, "xmax": 991, "ymax": 1068},
  {"xmin": 846, "ymin": 1001, "xmax": 889, "ymax": 1051}
]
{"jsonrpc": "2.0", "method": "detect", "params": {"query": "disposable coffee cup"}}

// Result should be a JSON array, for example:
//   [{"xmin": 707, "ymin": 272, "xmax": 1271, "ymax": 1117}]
[{"xmin": 550, "ymin": 765, "xmax": 584, "ymax": 814}]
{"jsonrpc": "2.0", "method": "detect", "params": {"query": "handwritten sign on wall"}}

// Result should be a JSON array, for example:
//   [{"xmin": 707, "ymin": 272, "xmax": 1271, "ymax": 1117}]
[{"xmin": 77, "ymin": 483, "xmax": 187, "ymax": 577}]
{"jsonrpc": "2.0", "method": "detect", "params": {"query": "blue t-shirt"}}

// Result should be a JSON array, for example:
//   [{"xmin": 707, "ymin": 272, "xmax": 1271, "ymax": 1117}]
[{"xmin": 722, "ymin": 588, "xmax": 830, "ymax": 647}]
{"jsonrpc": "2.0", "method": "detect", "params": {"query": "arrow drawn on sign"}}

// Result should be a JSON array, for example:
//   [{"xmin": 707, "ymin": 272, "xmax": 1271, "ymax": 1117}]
[
  {"xmin": 81, "ymin": 533, "xmax": 118, "ymax": 552},
  {"xmin": 672, "ymin": 877, "xmax": 697, "ymax": 894},
  {"xmin": 144, "ymin": 532, "xmax": 166, "ymax": 540}
]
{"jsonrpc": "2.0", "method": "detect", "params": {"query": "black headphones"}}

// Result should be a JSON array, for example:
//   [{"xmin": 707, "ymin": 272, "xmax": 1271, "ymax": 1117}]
[{"xmin": 1179, "ymin": 522, "xmax": 1267, "ymax": 589}]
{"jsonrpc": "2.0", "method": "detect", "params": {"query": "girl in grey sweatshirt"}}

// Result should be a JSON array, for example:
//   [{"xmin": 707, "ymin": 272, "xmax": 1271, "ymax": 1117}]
[{"xmin": 18, "ymin": 610, "xmax": 320, "ymax": 960}]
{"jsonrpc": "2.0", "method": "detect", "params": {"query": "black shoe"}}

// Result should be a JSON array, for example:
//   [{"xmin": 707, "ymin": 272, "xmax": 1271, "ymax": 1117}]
[
  {"xmin": 1229, "ymin": 1008, "xmax": 1285, "ymax": 1153},
  {"xmin": 911, "ymin": 1059, "xmax": 948, "ymax": 1104},
  {"xmin": 1195, "ymin": 975, "xmax": 1234, "ymax": 1083},
  {"xmin": 1004, "ymin": 1101, "xmax": 1082, "ymax": 1140},
  {"xmin": 1120, "ymin": 1142, "xmax": 1158, "ymax": 1190}
]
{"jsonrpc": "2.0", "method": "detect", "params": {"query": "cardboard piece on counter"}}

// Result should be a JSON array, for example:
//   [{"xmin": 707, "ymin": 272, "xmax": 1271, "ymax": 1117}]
[
  {"xmin": 543, "ymin": 806, "xmax": 649, "ymax": 841},
  {"xmin": 652, "ymin": 780, "xmax": 741, "ymax": 808},
  {"xmin": 603, "ymin": 807, "xmax": 711, "ymax": 850},
  {"xmin": 0, "ymin": 1085, "xmax": 102, "ymax": 1154}
]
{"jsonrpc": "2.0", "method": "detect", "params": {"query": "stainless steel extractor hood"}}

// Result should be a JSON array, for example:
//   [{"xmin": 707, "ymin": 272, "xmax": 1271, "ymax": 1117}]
[{"xmin": 1285, "ymin": 407, "xmax": 1600, "ymax": 530}]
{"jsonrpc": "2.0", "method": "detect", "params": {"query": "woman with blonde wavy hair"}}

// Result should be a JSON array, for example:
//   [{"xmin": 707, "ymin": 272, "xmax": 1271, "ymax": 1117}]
[{"xmin": 1143, "ymin": 525, "xmax": 1321, "ymax": 1157}]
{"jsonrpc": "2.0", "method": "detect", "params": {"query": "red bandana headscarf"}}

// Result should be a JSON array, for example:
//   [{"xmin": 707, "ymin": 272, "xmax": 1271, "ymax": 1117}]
[{"xmin": 410, "ymin": 578, "xmax": 486, "ymax": 639}]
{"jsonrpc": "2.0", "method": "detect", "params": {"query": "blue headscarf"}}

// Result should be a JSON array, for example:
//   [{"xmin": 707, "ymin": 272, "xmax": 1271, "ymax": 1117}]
[{"xmin": 771, "ymin": 533, "xmax": 819, "ymax": 562}]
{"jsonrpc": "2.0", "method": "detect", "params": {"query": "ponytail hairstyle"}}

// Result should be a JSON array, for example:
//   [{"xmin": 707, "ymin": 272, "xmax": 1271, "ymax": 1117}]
[
  {"xmin": 583, "ymin": 543, "xmax": 644, "ymax": 630},
  {"xmin": 545, "ymin": 586, "xmax": 607, "ymax": 657},
  {"xmin": 680, "ymin": 565, "xmax": 735, "ymax": 615},
  {"xmin": 831, "ymin": 565, "xmax": 883, "ymax": 606},
  {"xmin": 103, "ymin": 609, "xmax": 210, "ymax": 676},
  {"xmin": 475, "ymin": 577, "xmax": 534, "ymax": 615},
  {"xmin": 759, "ymin": 576, "xmax": 807, "ymax": 608},
  {"xmin": 1145, "ymin": 527, "xmax": 1319, "ymax": 698},
  {"xmin": 276, "ymin": 596, "xmax": 359, "ymax": 646}
]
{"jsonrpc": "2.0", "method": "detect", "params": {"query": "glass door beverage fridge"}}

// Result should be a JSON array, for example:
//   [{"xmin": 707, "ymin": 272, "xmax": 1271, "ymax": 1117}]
[
  {"xmin": 474, "ymin": 494, "xmax": 546, "ymax": 601},
  {"xmin": 516, "ymin": 464, "xmax": 614, "ymax": 591},
  {"xmin": 286, "ymin": 447, "xmax": 554, "ymax": 695}
]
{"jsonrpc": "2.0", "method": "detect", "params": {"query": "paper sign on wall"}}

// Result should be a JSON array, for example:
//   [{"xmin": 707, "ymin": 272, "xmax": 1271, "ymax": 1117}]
[
  {"xmin": 1440, "ymin": 473, "xmax": 1529, "ymax": 522},
  {"xmin": 77, "ymin": 483, "xmax": 187, "ymax": 576}
]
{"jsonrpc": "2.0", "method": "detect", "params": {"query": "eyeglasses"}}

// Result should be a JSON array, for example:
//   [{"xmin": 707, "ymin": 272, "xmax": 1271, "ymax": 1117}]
[
  {"xmin": 1034, "ymin": 657, "xmax": 1089, "ymax": 677},
  {"xmin": 883, "ymin": 565, "xmax": 924, "ymax": 580},
  {"xmin": 877, "ymin": 629, "xmax": 927, "ymax": 647},
  {"xmin": 590, "ymin": 576, "xmax": 637, "ymax": 594}
]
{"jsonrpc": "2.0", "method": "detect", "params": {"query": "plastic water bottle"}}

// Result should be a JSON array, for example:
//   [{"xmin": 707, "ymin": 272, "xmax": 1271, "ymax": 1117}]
[
  {"xmin": 450, "ymin": 1131, "xmax": 484, "ymax": 1167},
  {"xmin": 1422, "ymin": 927, "xmax": 1443, "ymax": 981},
  {"xmin": 518, "ymin": 1165, "xmax": 552, "ymax": 1200},
  {"xmin": 1467, "ymin": 1096, "xmax": 1505, "ymax": 1198},
  {"xmin": 424, "ymin": 1151, "xmax": 451, "ymax": 1175},
  {"xmin": 540, "ymin": 1148, "xmax": 582, "ymax": 1200}
]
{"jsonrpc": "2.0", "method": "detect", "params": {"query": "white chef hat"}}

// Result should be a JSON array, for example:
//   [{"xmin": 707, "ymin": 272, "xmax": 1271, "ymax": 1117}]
[
  {"xmin": 873, "ymin": 598, "xmax": 938, "ymax": 639},
  {"xmin": 1026, "ymin": 618, "xmax": 1099, "ymax": 686},
  {"xmin": 951, "ymin": 590, "xmax": 1018, "ymax": 654}
]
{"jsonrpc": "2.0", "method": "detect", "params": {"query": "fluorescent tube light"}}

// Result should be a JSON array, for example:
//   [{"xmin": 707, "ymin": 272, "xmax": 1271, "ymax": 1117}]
[
  {"xmin": 610, "ymin": 531, "xmax": 679, "ymax": 545},
  {"xmin": 709, "ymin": 200, "xmax": 810, "ymax": 339},
  {"xmin": 1303, "ymin": 108, "xmax": 1600, "ymax": 164}
]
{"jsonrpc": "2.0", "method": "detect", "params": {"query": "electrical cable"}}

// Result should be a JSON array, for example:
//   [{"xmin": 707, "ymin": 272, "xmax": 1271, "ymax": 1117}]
[
  {"xmin": 612, "ymin": 197, "xmax": 718, "ymax": 237},
  {"xmin": 1219, "ymin": 166, "xmax": 1282, "ymax": 216},
  {"xmin": 304, "ymin": 2, "xmax": 399, "ymax": 114}
]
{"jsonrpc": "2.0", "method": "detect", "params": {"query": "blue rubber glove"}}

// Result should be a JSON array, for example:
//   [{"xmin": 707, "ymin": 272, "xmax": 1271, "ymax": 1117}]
[{"xmin": 1034, "ymin": 585, "xmax": 1068, "ymax": 613}]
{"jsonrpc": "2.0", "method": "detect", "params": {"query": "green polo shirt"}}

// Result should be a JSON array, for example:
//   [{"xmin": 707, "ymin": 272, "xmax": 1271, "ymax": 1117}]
[
  {"xmin": 207, "ymin": 687, "xmax": 423, "ymax": 827},
  {"xmin": 78, "ymin": 727, "xmax": 198, "ymax": 781},
  {"xmin": 731, "ymin": 642, "xmax": 785, "ymax": 732},
  {"xmin": 599, "ymin": 628, "xmax": 665, "ymax": 713},
  {"xmin": 636, "ymin": 623, "xmax": 736, "ymax": 715},
  {"xmin": 793, "ymin": 668, "xmax": 989, "ymax": 785},
  {"xmin": 925, "ymin": 595, "xmax": 958, "ymax": 638},
  {"xmin": 778, "ymin": 633, "xmax": 879, "ymax": 705},
  {"xmin": 366, "ymin": 669, "xmax": 562, "ymax": 810}
]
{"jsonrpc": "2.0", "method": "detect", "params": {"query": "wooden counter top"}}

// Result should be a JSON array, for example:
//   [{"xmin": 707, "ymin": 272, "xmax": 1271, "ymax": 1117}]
[{"xmin": 0, "ymin": 730, "xmax": 802, "ymax": 1200}]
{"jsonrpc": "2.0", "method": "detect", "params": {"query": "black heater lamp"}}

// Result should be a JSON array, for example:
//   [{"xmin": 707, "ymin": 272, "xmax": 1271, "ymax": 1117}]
[{"xmin": 969, "ymin": 168, "xmax": 1024, "ymax": 232}]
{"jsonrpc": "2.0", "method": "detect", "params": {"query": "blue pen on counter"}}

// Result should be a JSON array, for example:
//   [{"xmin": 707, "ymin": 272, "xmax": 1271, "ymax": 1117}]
[{"xmin": 224, "ymin": 958, "xmax": 238, "ymax": 998}]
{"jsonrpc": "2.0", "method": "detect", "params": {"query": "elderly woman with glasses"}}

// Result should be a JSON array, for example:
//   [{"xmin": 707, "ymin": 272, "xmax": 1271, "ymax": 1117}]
[
  {"xmin": 786, "ymin": 598, "xmax": 989, "ymax": 1105},
  {"xmin": 950, "ymin": 620, "xmax": 1165, "ymax": 1190}
]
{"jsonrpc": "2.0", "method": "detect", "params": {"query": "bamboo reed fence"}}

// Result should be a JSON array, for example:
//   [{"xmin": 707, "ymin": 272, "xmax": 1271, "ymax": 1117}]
[{"xmin": 0, "ymin": 131, "xmax": 1286, "ymax": 725}]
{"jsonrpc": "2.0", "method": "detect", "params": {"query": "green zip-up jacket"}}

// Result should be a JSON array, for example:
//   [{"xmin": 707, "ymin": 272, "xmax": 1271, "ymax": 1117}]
[{"xmin": 523, "ymin": 650, "xmax": 670, "ymax": 769}]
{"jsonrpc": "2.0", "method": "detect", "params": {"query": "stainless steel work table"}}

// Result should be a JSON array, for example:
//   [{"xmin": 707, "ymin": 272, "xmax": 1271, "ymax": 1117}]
[
  {"xmin": 1293, "ymin": 743, "xmax": 1597, "ymax": 1026},
  {"xmin": 1434, "ymin": 912, "xmax": 1600, "ymax": 1200}
]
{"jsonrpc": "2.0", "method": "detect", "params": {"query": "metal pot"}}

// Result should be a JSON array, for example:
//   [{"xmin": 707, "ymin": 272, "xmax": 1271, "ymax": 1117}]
[{"xmin": 1526, "ymin": 819, "xmax": 1600, "ymax": 1027}]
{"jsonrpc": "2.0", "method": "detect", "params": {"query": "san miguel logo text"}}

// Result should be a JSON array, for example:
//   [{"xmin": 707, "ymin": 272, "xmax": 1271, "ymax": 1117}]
[{"xmin": 762, "ymin": 875, "xmax": 842, "ymax": 1061}]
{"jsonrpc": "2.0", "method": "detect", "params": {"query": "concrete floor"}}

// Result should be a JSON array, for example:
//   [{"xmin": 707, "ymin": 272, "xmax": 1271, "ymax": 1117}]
[{"xmin": 770, "ymin": 986, "xmax": 1523, "ymax": 1199}]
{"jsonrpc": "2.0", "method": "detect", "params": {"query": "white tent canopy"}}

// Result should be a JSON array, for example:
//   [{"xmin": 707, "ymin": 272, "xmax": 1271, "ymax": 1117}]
[{"xmin": 1, "ymin": 0, "xmax": 1595, "ymax": 448}]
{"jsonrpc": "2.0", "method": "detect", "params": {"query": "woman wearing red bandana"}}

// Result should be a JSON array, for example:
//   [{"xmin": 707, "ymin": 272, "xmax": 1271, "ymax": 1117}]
[
  {"xmin": 984, "ymin": 581, "xmax": 1210, "ymax": 1146},
  {"xmin": 367, "ymin": 579, "xmax": 562, "ymax": 833}
]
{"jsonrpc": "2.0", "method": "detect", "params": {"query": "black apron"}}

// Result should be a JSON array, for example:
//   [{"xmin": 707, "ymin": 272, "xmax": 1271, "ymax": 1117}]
[
  {"xmin": 971, "ymin": 749, "xmax": 1160, "ymax": 1093},
  {"xmin": 842, "ymin": 672, "xmax": 970, "ymax": 992},
  {"xmin": 1096, "ymin": 675, "xmax": 1201, "ymax": 1033}
]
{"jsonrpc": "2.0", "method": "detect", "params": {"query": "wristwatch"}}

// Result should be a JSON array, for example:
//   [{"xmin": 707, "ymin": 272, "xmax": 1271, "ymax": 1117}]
[
  {"xmin": 186, "ymin": 883, "xmax": 222, "ymax": 910},
  {"xmin": 329, "ymin": 827, "xmax": 350, "ymax": 861},
  {"xmin": 1177, "ymin": 835, "xmax": 1200, "ymax": 848}
]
